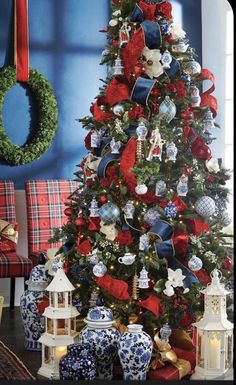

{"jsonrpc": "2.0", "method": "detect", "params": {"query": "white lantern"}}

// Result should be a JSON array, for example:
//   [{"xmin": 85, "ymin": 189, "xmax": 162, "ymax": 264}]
[
  {"xmin": 191, "ymin": 269, "xmax": 233, "ymax": 380},
  {"xmin": 38, "ymin": 261, "xmax": 80, "ymax": 379}
]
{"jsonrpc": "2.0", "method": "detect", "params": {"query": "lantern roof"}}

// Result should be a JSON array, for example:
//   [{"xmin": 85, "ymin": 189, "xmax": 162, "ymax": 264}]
[
  {"xmin": 46, "ymin": 261, "xmax": 75, "ymax": 292},
  {"xmin": 200, "ymin": 269, "xmax": 231, "ymax": 296},
  {"xmin": 193, "ymin": 318, "xmax": 233, "ymax": 331}
]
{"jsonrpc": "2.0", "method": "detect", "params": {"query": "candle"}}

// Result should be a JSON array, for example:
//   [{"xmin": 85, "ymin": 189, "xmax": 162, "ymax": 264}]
[
  {"xmin": 55, "ymin": 346, "xmax": 67, "ymax": 361},
  {"xmin": 209, "ymin": 337, "xmax": 221, "ymax": 368}
]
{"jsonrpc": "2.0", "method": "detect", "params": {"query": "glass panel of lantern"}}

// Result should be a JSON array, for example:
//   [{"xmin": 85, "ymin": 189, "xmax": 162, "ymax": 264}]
[
  {"xmin": 208, "ymin": 332, "xmax": 221, "ymax": 369},
  {"xmin": 226, "ymin": 332, "xmax": 233, "ymax": 369},
  {"xmin": 72, "ymin": 318, "xmax": 77, "ymax": 333},
  {"xmin": 44, "ymin": 346, "xmax": 51, "ymax": 365},
  {"xmin": 58, "ymin": 292, "xmax": 64, "ymax": 307},
  {"xmin": 47, "ymin": 318, "xmax": 53, "ymax": 334}
]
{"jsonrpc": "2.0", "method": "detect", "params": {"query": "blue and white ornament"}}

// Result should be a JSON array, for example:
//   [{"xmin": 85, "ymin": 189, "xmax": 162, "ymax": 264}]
[
  {"xmin": 144, "ymin": 207, "xmax": 160, "ymax": 226},
  {"xmin": 159, "ymin": 96, "xmax": 176, "ymax": 123},
  {"xmin": 166, "ymin": 142, "xmax": 178, "ymax": 161},
  {"xmin": 161, "ymin": 49, "xmax": 172, "ymax": 69},
  {"xmin": 138, "ymin": 266, "xmax": 150, "ymax": 289},
  {"xmin": 93, "ymin": 261, "xmax": 107, "ymax": 277},
  {"xmin": 160, "ymin": 323, "xmax": 172, "ymax": 341},
  {"xmin": 135, "ymin": 184, "xmax": 148, "ymax": 195},
  {"xmin": 136, "ymin": 121, "xmax": 148, "ymax": 141},
  {"xmin": 177, "ymin": 174, "xmax": 188, "ymax": 197},
  {"xmin": 89, "ymin": 197, "xmax": 99, "ymax": 217},
  {"xmin": 90, "ymin": 131, "xmax": 101, "ymax": 148},
  {"xmin": 139, "ymin": 233, "xmax": 150, "ymax": 251},
  {"xmin": 195, "ymin": 196, "xmax": 216, "ymax": 218},
  {"xmin": 188, "ymin": 255, "xmax": 203, "ymax": 271},
  {"xmin": 180, "ymin": 71, "xmax": 191, "ymax": 83},
  {"xmin": 160, "ymin": 22, "xmax": 171, "ymax": 35},
  {"xmin": 189, "ymin": 86, "xmax": 201, "ymax": 107},
  {"xmin": 155, "ymin": 180, "xmax": 167, "ymax": 196},
  {"xmin": 124, "ymin": 201, "xmax": 135, "ymax": 219},
  {"xmin": 164, "ymin": 201, "xmax": 177, "ymax": 218},
  {"xmin": 220, "ymin": 212, "xmax": 232, "ymax": 227},
  {"xmin": 185, "ymin": 59, "xmax": 201, "ymax": 76},
  {"xmin": 99, "ymin": 202, "xmax": 120, "ymax": 224}
]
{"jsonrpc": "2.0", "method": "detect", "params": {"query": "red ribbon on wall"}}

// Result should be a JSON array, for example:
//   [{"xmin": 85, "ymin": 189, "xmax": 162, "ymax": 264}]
[{"xmin": 14, "ymin": 0, "xmax": 29, "ymax": 82}]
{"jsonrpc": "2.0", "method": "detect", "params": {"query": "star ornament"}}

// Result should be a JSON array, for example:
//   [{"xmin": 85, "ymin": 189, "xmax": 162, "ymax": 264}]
[{"xmin": 141, "ymin": 47, "xmax": 164, "ymax": 79}]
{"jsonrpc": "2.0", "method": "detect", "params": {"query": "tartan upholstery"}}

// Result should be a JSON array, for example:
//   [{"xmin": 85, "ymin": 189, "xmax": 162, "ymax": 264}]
[
  {"xmin": 0, "ymin": 181, "xmax": 16, "ymax": 223},
  {"xmin": 0, "ymin": 180, "xmax": 32, "ymax": 278},
  {"xmin": 25, "ymin": 180, "xmax": 78, "ymax": 265},
  {"xmin": 0, "ymin": 252, "xmax": 32, "ymax": 278}
]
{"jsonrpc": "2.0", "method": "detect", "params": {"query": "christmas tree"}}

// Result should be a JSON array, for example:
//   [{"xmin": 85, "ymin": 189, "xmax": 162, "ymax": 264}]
[{"xmin": 50, "ymin": 0, "xmax": 233, "ymax": 337}]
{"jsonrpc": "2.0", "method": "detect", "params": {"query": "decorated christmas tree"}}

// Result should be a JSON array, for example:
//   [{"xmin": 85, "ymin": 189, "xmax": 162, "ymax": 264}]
[{"xmin": 50, "ymin": 0, "xmax": 233, "ymax": 338}]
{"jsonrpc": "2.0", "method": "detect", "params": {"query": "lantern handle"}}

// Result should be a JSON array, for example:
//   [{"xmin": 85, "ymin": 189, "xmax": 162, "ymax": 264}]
[{"xmin": 210, "ymin": 268, "xmax": 222, "ymax": 280}]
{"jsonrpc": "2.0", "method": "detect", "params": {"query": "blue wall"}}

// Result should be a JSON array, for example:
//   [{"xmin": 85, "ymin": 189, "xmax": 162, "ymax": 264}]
[{"xmin": 0, "ymin": 0, "xmax": 201, "ymax": 189}]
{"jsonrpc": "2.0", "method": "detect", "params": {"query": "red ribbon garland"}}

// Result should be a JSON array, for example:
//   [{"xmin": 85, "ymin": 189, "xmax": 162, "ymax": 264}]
[
  {"xmin": 15, "ymin": 0, "xmax": 29, "ymax": 82},
  {"xmin": 122, "ymin": 27, "xmax": 145, "ymax": 81},
  {"xmin": 105, "ymin": 78, "xmax": 130, "ymax": 106},
  {"xmin": 197, "ymin": 69, "xmax": 218, "ymax": 117}
]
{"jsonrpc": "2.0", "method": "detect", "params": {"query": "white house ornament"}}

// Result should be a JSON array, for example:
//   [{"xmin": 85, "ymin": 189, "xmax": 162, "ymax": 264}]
[
  {"xmin": 188, "ymin": 255, "xmax": 203, "ymax": 271},
  {"xmin": 177, "ymin": 174, "xmax": 188, "ymax": 196},
  {"xmin": 195, "ymin": 196, "xmax": 216, "ymax": 218},
  {"xmin": 141, "ymin": 47, "xmax": 164, "ymax": 79},
  {"xmin": 93, "ymin": 261, "xmax": 107, "ymax": 277},
  {"xmin": 159, "ymin": 96, "xmax": 176, "ymax": 123},
  {"xmin": 161, "ymin": 49, "xmax": 172, "ymax": 69},
  {"xmin": 166, "ymin": 142, "xmax": 178, "ymax": 161},
  {"xmin": 146, "ymin": 127, "xmax": 165, "ymax": 161},
  {"xmin": 89, "ymin": 197, "xmax": 99, "ymax": 217},
  {"xmin": 189, "ymin": 86, "xmax": 201, "ymax": 107},
  {"xmin": 205, "ymin": 158, "xmax": 220, "ymax": 173},
  {"xmin": 138, "ymin": 266, "xmax": 150, "ymax": 289},
  {"xmin": 155, "ymin": 180, "xmax": 167, "ymax": 196},
  {"xmin": 113, "ymin": 55, "xmax": 125, "ymax": 77}
]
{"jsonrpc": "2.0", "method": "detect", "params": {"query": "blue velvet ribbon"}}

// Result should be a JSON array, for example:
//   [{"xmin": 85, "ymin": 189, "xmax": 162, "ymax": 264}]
[
  {"xmin": 130, "ymin": 4, "xmax": 144, "ymax": 22},
  {"xmin": 131, "ymin": 77, "xmax": 156, "ymax": 105},
  {"xmin": 165, "ymin": 57, "xmax": 180, "ymax": 80},
  {"xmin": 149, "ymin": 220, "xmax": 199, "ymax": 288},
  {"xmin": 97, "ymin": 152, "xmax": 121, "ymax": 179},
  {"xmin": 141, "ymin": 20, "xmax": 162, "ymax": 49}
]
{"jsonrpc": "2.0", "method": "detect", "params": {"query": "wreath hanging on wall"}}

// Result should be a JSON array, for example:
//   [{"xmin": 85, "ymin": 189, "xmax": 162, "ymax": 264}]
[{"xmin": 0, "ymin": 66, "xmax": 58, "ymax": 166}]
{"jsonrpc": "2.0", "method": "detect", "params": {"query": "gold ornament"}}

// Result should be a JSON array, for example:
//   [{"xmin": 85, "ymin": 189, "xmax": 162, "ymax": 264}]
[
  {"xmin": 128, "ymin": 314, "xmax": 139, "ymax": 324},
  {"xmin": 132, "ymin": 271, "xmax": 139, "ymax": 300},
  {"xmin": 113, "ymin": 320, "xmax": 128, "ymax": 335},
  {"xmin": 136, "ymin": 140, "xmax": 143, "ymax": 160}
]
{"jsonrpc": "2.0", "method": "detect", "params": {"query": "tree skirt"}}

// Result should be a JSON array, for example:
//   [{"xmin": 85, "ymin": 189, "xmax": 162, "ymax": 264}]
[{"xmin": 0, "ymin": 340, "xmax": 35, "ymax": 380}]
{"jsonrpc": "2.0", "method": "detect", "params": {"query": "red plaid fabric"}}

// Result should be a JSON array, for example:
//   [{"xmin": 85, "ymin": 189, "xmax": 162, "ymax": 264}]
[
  {"xmin": 0, "ymin": 181, "xmax": 16, "ymax": 223},
  {"xmin": 25, "ymin": 180, "xmax": 78, "ymax": 263},
  {"xmin": 0, "ymin": 251, "xmax": 32, "ymax": 278}
]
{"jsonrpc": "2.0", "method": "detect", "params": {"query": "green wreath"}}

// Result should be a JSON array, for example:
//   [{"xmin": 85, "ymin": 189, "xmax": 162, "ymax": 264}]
[{"xmin": 0, "ymin": 66, "xmax": 58, "ymax": 165}]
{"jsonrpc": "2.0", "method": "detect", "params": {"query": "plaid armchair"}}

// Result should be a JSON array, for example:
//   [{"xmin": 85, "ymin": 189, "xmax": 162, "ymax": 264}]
[
  {"xmin": 0, "ymin": 180, "xmax": 32, "ymax": 310},
  {"xmin": 25, "ymin": 180, "xmax": 78, "ymax": 266}
]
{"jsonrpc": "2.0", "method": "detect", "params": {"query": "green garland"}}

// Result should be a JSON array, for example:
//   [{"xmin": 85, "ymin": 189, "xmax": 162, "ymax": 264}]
[{"xmin": 0, "ymin": 66, "xmax": 58, "ymax": 165}]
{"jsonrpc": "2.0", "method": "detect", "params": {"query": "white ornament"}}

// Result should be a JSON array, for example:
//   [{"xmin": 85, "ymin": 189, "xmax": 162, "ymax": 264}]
[
  {"xmin": 166, "ymin": 142, "xmax": 178, "ymax": 161},
  {"xmin": 138, "ymin": 266, "xmax": 150, "ymax": 289},
  {"xmin": 113, "ymin": 56, "xmax": 125, "ymax": 77},
  {"xmin": 118, "ymin": 253, "xmax": 136, "ymax": 265},
  {"xmin": 135, "ymin": 184, "xmax": 148, "ymax": 195},
  {"xmin": 91, "ymin": 131, "xmax": 101, "ymax": 148},
  {"xmin": 109, "ymin": 19, "xmax": 118, "ymax": 27},
  {"xmin": 141, "ymin": 47, "xmax": 164, "ymax": 79},
  {"xmin": 205, "ymin": 158, "xmax": 220, "ymax": 173},
  {"xmin": 177, "ymin": 174, "xmax": 188, "ymax": 196},
  {"xmin": 161, "ymin": 49, "xmax": 172, "ymax": 69},
  {"xmin": 136, "ymin": 121, "xmax": 148, "ymax": 141},
  {"xmin": 221, "ymin": 212, "xmax": 232, "ymax": 227},
  {"xmin": 188, "ymin": 255, "xmax": 203, "ymax": 271},
  {"xmin": 195, "ymin": 196, "xmax": 216, "ymax": 217},
  {"xmin": 146, "ymin": 127, "xmax": 165, "ymax": 161},
  {"xmin": 159, "ymin": 96, "xmax": 176, "ymax": 123},
  {"xmin": 110, "ymin": 138, "xmax": 121, "ymax": 154},
  {"xmin": 89, "ymin": 197, "xmax": 99, "ymax": 217},
  {"xmin": 172, "ymin": 41, "xmax": 189, "ymax": 53},
  {"xmin": 113, "ymin": 103, "xmax": 125, "ymax": 117},
  {"xmin": 167, "ymin": 268, "xmax": 186, "ymax": 288},
  {"xmin": 93, "ymin": 261, "xmax": 107, "ymax": 277},
  {"xmin": 189, "ymin": 86, "xmax": 201, "ymax": 107},
  {"xmin": 163, "ymin": 281, "xmax": 175, "ymax": 297},
  {"xmin": 139, "ymin": 234, "xmax": 150, "ymax": 251}
]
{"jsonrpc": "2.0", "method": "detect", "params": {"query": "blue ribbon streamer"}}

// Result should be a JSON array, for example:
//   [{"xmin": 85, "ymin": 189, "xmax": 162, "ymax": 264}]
[
  {"xmin": 141, "ymin": 20, "xmax": 161, "ymax": 49},
  {"xmin": 149, "ymin": 220, "xmax": 199, "ymax": 288},
  {"xmin": 97, "ymin": 152, "xmax": 121, "ymax": 179},
  {"xmin": 130, "ymin": 4, "xmax": 144, "ymax": 22},
  {"xmin": 165, "ymin": 57, "xmax": 180, "ymax": 80},
  {"xmin": 131, "ymin": 77, "xmax": 156, "ymax": 105}
]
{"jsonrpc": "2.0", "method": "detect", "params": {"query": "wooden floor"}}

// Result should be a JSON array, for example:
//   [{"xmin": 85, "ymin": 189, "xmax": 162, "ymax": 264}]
[{"xmin": 0, "ymin": 307, "xmax": 41, "ymax": 378}]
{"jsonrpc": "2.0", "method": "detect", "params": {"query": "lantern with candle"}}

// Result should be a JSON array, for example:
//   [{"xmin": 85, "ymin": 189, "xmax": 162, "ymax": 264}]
[
  {"xmin": 191, "ymin": 269, "xmax": 233, "ymax": 380},
  {"xmin": 38, "ymin": 260, "xmax": 80, "ymax": 379}
]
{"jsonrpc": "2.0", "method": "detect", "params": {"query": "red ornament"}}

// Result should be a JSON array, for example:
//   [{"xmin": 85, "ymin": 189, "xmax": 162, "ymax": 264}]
[
  {"xmin": 75, "ymin": 217, "xmax": 86, "ymax": 230},
  {"xmin": 191, "ymin": 137, "xmax": 212, "ymax": 161},
  {"xmin": 222, "ymin": 257, "xmax": 233, "ymax": 270},
  {"xmin": 99, "ymin": 194, "xmax": 108, "ymax": 204},
  {"xmin": 64, "ymin": 207, "xmax": 73, "ymax": 216}
]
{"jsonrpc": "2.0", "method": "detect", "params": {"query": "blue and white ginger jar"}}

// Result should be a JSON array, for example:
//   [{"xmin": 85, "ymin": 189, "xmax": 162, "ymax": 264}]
[
  {"xmin": 59, "ymin": 343, "xmax": 97, "ymax": 380},
  {"xmin": 20, "ymin": 254, "xmax": 49, "ymax": 351},
  {"xmin": 80, "ymin": 306, "xmax": 120, "ymax": 380},
  {"xmin": 118, "ymin": 324, "xmax": 153, "ymax": 381}
]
